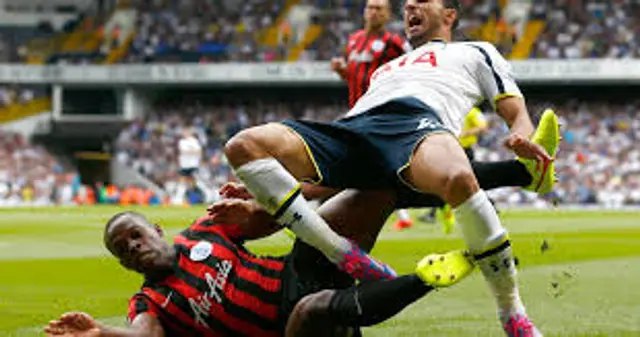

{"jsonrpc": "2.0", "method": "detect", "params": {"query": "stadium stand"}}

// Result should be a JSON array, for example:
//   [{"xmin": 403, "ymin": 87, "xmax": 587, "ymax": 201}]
[
  {"xmin": 18, "ymin": 0, "xmax": 633, "ymax": 63},
  {"xmin": 530, "ymin": 0, "xmax": 640, "ymax": 59},
  {"xmin": 114, "ymin": 100, "xmax": 346, "ymax": 205},
  {"xmin": 0, "ymin": 130, "xmax": 79, "ymax": 206},
  {"xmin": 478, "ymin": 101, "xmax": 640, "ymax": 208},
  {"xmin": 126, "ymin": 0, "xmax": 288, "ymax": 63},
  {"xmin": 1, "ymin": 0, "xmax": 639, "ymax": 209}
]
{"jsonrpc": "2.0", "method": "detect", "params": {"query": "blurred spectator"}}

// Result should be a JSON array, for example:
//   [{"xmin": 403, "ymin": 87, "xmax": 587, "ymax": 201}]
[{"xmin": 0, "ymin": 86, "xmax": 40, "ymax": 107}]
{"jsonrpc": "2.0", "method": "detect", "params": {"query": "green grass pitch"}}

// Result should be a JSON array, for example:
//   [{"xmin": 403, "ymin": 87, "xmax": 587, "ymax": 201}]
[{"xmin": 1, "ymin": 206, "xmax": 639, "ymax": 336}]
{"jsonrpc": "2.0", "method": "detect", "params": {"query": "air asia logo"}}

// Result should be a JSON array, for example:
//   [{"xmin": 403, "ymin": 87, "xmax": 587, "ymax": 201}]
[{"xmin": 188, "ymin": 260, "xmax": 233, "ymax": 327}]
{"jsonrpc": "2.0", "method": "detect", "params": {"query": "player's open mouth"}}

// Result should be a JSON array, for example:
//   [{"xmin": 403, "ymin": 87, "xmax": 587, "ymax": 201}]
[{"xmin": 408, "ymin": 16, "xmax": 422, "ymax": 28}]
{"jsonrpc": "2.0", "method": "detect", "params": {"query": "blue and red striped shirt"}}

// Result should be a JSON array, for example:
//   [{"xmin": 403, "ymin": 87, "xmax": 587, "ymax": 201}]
[{"xmin": 128, "ymin": 216, "xmax": 286, "ymax": 336}]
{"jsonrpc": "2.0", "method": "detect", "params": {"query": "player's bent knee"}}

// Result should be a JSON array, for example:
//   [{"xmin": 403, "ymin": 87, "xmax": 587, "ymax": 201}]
[
  {"xmin": 444, "ymin": 167, "xmax": 480, "ymax": 206},
  {"xmin": 295, "ymin": 289, "xmax": 335, "ymax": 320},
  {"xmin": 286, "ymin": 290, "xmax": 336, "ymax": 337},
  {"xmin": 224, "ymin": 126, "xmax": 273, "ymax": 167}
]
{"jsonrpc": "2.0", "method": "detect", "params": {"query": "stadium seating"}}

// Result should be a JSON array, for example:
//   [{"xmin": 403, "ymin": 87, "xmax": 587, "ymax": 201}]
[
  {"xmin": 126, "ymin": 0, "xmax": 288, "ymax": 63},
  {"xmin": 0, "ymin": 130, "xmax": 79, "ymax": 206},
  {"xmin": 4, "ymin": 1, "xmax": 639, "ymax": 208},
  {"xmin": 478, "ymin": 101, "xmax": 640, "ymax": 207},
  {"xmin": 531, "ymin": 0, "xmax": 640, "ymax": 59},
  {"xmin": 15, "ymin": 0, "xmax": 633, "ymax": 62}
]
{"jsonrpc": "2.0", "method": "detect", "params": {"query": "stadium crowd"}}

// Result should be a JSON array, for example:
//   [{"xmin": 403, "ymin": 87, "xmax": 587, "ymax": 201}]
[
  {"xmin": 304, "ymin": 0, "xmax": 498, "ymax": 61},
  {"xmin": 0, "ymin": 129, "xmax": 168, "ymax": 207},
  {"xmin": 0, "ymin": 0, "xmax": 636, "ymax": 64},
  {"xmin": 110, "ymin": 99, "xmax": 640, "ymax": 208},
  {"xmin": 126, "ymin": 0, "xmax": 288, "ymax": 63},
  {"xmin": 531, "ymin": 0, "xmax": 640, "ymax": 59},
  {"xmin": 478, "ymin": 101, "xmax": 640, "ymax": 208},
  {"xmin": 114, "ymin": 100, "xmax": 346, "ymax": 205},
  {"xmin": 1, "ymin": 1, "xmax": 639, "ymax": 209},
  {"xmin": 0, "ymin": 131, "xmax": 79, "ymax": 206},
  {"xmin": 120, "ymin": 0, "xmax": 640, "ymax": 62}
]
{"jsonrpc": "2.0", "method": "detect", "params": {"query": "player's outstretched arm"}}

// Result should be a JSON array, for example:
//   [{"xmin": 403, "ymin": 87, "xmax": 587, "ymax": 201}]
[
  {"xmin": 45, "ymin": 312, "xmax": 164, "ymax": 337},
  {"xmin": 495, "ymin": 96, "xmax": 534, "ymax": 138}
]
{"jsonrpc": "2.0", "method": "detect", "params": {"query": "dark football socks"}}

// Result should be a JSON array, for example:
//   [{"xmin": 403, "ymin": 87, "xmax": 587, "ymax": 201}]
[
  {"xmin": 472, "ymin": 160, "xmax": 532, "ymax": 190},
  {"xmin": 328, "ymin": 275, "xmax": 432, "ymax": 327}
]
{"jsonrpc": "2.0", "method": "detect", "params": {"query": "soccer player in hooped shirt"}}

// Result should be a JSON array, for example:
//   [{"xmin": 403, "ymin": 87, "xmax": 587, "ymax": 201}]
[
  {"xmin": 223, "ymin": 0, "xmax": 551, "ymax": 335},
  {"xmin": 44, "ymin": 203, "xmax": 474, "ymax": 337},
  {"xmin": 330, "ymin": 0, "xmax": 411, "ymax": 108}
]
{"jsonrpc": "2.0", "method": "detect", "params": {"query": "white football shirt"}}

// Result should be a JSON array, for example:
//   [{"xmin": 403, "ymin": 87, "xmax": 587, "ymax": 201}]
[
  {"xmin": 178, "ymin": 136, "xmax": 202, "ymax": 169},
  {"xmin": 346, "ymin": 40, "xmax": 522, "ymax": 136}
]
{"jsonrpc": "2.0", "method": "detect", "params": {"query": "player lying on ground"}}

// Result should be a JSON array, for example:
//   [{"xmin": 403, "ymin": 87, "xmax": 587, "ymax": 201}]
[
  {"xmin": 45, "ymin": 206, "xmax": 475, "ymax": 337},
  {"xmin": 222, "ymin": 0, "xmax": 558, "ymax": 335}
]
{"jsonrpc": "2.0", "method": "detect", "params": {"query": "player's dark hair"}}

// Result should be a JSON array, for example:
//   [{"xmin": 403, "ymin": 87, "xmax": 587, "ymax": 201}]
[
  {"xmin": 104, "ymin": 211, "xmax": 150, "ymax": 243},
  {"xmin": 443, "ymin": 0, "xmax": 462, "ymax": 30}
]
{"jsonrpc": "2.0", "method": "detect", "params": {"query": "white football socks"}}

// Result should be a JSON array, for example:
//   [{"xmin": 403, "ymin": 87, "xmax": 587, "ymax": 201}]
[
  {"xmin": 234, "ymin": 158, "xmax": 351, "ymax": 262},
  {"xmin": 454, "ymin": 190, "xmax": 526, "ymax": 321}
]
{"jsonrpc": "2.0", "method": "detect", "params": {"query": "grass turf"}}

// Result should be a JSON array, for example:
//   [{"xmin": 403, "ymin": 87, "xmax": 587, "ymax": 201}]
[{"xmin": 1, "ymin": 206, "xmax": 639, "ymax": 336}]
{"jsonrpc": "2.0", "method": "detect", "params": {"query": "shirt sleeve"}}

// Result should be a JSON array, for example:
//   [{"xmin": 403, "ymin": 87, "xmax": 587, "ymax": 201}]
[
  {"xmin": 128, "ymin": 293, "xmax": 160, "ymax": 324},
  {"xmin": 471, "ymin": 42, "xmax": 523, "ymax": 107},
  {"xmin": 471, "ymin": 109, "xmax": 488, "ymax": 128}
]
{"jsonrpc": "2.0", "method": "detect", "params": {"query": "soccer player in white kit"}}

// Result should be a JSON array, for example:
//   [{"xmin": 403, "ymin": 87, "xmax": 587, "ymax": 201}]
[
  {"xmin": 178, "ymin": 129, "xmax": 202, "ymax": 179},
  {"xmin": 223, "ymin": 0, "xmax": 549, "ymax": 335}
]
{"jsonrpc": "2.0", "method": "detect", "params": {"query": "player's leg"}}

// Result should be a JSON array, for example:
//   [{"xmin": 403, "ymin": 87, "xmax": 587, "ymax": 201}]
[
  {"xmin": 316, "ymin": 189, "xmax": 396, "ymax": 252},
  {"xmin": 224, "ymin": 123, "xmax": 396, "ymax": 280},
  {"xmin": 471, "ymin": 160, "xmax": 532, "ymax": 191},
  {"xmin": 285, "ymin": 250, "xmax": 474, "ymax": 336},
  {"xmin": 402, "ymin": 132, "xmax": 534, "ymax": 330},
  {"xmin": 464, "ymin": 111, "xmax": 559, "ymax": 194}
]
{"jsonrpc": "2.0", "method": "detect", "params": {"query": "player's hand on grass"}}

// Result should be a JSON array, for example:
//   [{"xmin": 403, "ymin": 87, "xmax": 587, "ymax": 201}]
[
  {"xmin": 44, "ymin": 312, "xmax": 100, "ymax": 337},
  {"xmin": 208, "ymin": 199, "xmax": 257, "ymax": 224},
  {"xmin": 503, "ymin": 133, "xmax": 553, "ymax": 163},
  {"xmin": 219, "ymin": 182, "xmax": 254, "ymax": 200}
]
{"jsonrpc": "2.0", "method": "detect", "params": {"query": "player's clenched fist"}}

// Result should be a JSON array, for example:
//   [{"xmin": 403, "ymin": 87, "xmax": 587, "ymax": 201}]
[
  {"xmin": 44, "ymin": 312, "xmax": 100, "ymax": 337},
  {"xmin": 330, "ymin": 57, "xmax": 347, "ymax": 75}
]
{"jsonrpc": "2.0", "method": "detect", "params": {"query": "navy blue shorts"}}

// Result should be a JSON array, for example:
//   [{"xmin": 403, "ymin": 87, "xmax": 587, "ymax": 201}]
[{"xmin": 281, "ymin": 97, "xmax": 452, "ymax": 206}]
